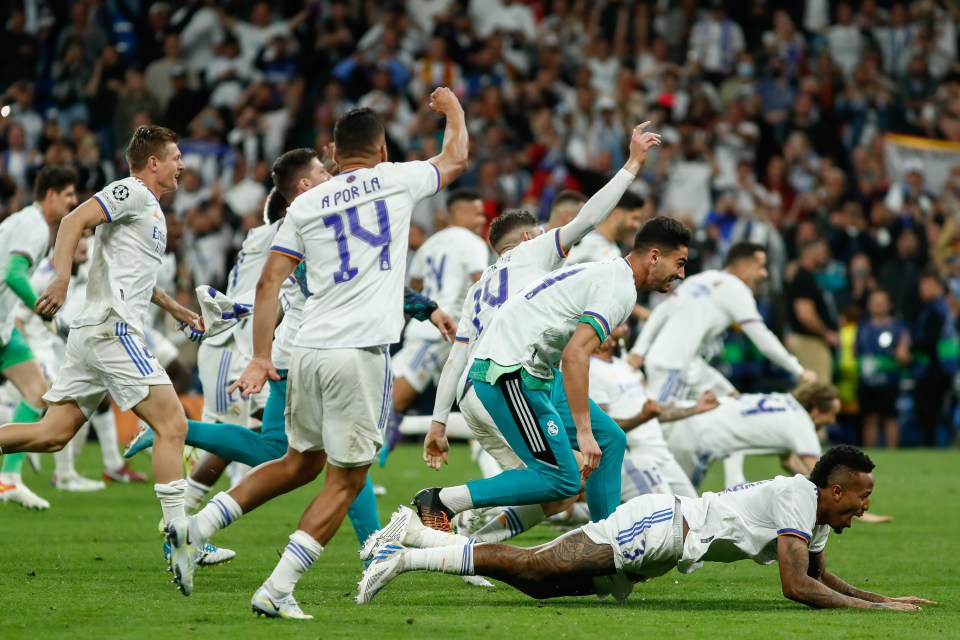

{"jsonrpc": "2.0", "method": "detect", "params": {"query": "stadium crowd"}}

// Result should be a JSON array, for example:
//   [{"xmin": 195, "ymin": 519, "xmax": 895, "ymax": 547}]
[{"xmin": 2, "ymin": 0, "xmax": 959, "ymax": 448}]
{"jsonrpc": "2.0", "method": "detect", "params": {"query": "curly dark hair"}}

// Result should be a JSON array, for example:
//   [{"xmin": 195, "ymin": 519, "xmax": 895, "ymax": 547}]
[{"xmin": 809, "ymin": 445, "xmax": 875, "ymax": 488}]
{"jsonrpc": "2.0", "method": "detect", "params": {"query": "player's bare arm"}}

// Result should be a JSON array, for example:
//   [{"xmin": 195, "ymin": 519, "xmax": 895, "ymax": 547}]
[
  {"xmin": 229, "ymin": 252, "xmax": 297, "ymax": 398},
  {"xmin": 777, "ymin": 535, "xmax": 921, "ymax": 610},
  {"xmin": 613, "ymin": 399, "xmax": 661, "ymax": 431},
  {"xmin": 657, "ymin": 391, "xmax": 720, "ymax": 424},
  {"xmin": 562, "ymin": 323, "xmax": 603, "ymax": 479},
  {"xmin": 149, "ymin": 285, "xmax": 199, "ymax": 328},
  {"xmin": 429, "ymin": 308, "xmax": 457, "ymax": 342},
  {"xmin": 815, "ymin": 551, "xmax": 934, "ymax": 607},
  {"xmin": 423, "ymin": 420, "xmax": 450, "ymax": 471},
  {"xmin": 35, "ymin": 200, "xmax": 103, "ymax": 316},
  {"xmin": 425, "ymin": 87, "xmax": 469, "ymax": 190}
]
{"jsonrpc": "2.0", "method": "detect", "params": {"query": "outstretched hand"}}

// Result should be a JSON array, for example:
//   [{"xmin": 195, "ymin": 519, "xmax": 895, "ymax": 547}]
[{"xmin": 626, "ymin": 121, "xmax": 662, "ymax": 171}]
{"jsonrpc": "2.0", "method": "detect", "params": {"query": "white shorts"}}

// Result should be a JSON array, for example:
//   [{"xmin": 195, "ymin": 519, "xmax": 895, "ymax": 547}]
[
  {"xmin": 44, "ymin": 318, "xmax": 171, "ymax": 418},
  {"xmin": 285, "ymin": 345, "xmax": 391, "ymax": 467},
  {"xmin": 197, "ymin": 341, "xmax": 259, "ymax": 426},
  {"xmin": 32, "ymin": 343, "xmax": 65, "ymax": 385},
  {"xmin": 581, "ymin": 493, "xmax": 683, "ymax": 577},
  {"xmin": 143, "ymin": 326, "xmax": 180, "ymax": 368},
  {"xmin": 621, "ymin": 446, "xmax": 698, "ymax": 501},
  {"xmin": 646, "ymin": 358, "xmax": 736, "ymax": 404},
  {"xmin": 459, "ymin": 383, "xmax": 524, "ymax": 471},
  {"xmin": 391, "ymin": 338, "xmax": 451, "ymax": 393}
]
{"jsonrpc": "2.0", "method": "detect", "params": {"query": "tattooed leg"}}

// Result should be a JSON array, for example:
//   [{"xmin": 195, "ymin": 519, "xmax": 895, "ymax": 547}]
[{"xmin": 473, "ymin": 529, "xmax": 617, "ymax": 599}]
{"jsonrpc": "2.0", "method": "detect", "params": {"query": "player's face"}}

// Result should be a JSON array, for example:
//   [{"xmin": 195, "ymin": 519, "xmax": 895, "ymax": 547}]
[
  {"xmin": 50, "ymin": 185, "xmax": 78, "ymax": 220},
  {"xmin": 157, "ymin": 143, "xmax": 184, "ymax": 192},
  {"xmin": 742, "ymin": 252, "xmax": 769, "ymax": 293},
  {"xmin": 453, "ymin": 199, "xmax": 486, "ymax": 236},
  {"xmin": 300, "ymin": 158, "xmax": 332, "ymax": 194},
  {"xmin": 810, "ymin": 398, "xmax": 841, "ymax": 427},
  {"xmin": 644, "ymin": 246, "xmax": 688, "ymax": 293},
  {"xmin": 826, "ymin": 472, "xmax": 874, "ymax": 534}
]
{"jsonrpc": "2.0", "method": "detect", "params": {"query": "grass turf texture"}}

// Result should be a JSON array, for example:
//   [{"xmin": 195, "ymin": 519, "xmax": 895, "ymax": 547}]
[{"xmin": 1, "ymin": 445, "xmax": 956, "ymax": 640}]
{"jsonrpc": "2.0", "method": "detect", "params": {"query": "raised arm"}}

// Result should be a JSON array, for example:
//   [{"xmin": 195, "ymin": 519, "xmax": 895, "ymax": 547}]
[
  {"xmin": 777, "ymin": 536, "xmax": 924, "ymax": 610},
  {"xmin": 425, "ymin": 87, "xmax": 469, "ymax": 190},
  {"xmin": 556, "ymin": 122, "xmax": 661, "ymax": 252},
  {"xmin": 35, "ymin": 200, "xmax": 103, "ymax": 317}
]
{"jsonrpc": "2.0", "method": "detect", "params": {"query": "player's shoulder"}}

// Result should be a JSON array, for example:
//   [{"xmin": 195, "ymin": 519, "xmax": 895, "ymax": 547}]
[
  {"xmin": 5, "ymin": 202, "xmax": 43, "ymax": 226},
  {"xmin": 775, "ymin": 473, "xmax": 819, "ymax": 499}
]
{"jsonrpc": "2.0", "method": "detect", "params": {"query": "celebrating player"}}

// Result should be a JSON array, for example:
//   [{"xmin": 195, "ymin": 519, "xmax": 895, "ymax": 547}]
[
  {"xmin": 0, "ymin": 126, "xmax": 203, "ymax": 591},
  {"xmin": 630, "ymin": 241, "xmax": 816, "ymax": 403},
  {"xmin": 179, "ymin": 90, "xmax": 469, "ymax": 618},
  {"xmin": 0, "ymin": 166, "xmax": 78, "ymax": 508},
  {"xmin": 359, "ymin": 445, "xmax": 932, "ymax": 611}
]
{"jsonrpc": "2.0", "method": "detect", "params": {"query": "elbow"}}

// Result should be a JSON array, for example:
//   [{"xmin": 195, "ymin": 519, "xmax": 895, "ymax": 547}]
[{"xmin": 781, "ymin": 582, "xmax": 804, "ymax": 604}]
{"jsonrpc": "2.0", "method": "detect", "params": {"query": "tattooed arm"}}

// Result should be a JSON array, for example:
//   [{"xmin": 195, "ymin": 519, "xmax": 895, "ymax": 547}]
[
  {"xmin": 813, "ymin": 549, "xmax": 934, "ymax": 606},
  {"xmin": 778, "ymin": 536, "xmax": 922, "ymax": 610}
]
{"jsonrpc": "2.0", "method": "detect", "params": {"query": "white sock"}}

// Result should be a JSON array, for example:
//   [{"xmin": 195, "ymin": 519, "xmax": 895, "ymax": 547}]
[
  {"xmin": 54, "ymin": 435, "xmax": 78, "ymax": 478},
  {"xmin": 184, "ymin": 477, "xmax": 211, "ymax": 512},
  {"xmin": 472, "ymin": 505, "xmax": 545, "ymax": 543},
  {"xmin": 155, "ymin": 479, "xmax": 187, "ymax": 525},
  {"xmin": 438, "ymin": 485, "xmax": 474, "ymax": 513},
  {"xmin": 195, "ymin": 491, "xmax": 243, "ymax": 540},
  {"xmin": 91, "ymin": 408, "xmax": 124, "ymax": 472},
  {"xmin": 476, "ymin": 450, "xmax": 504, "ymax": 479},
  {"xmin": 0, "ymin": 471, "xmax": 21, "ymax": 484},
  {"xmin": 723, "ymin": 453, "xmax": 747, "ymax": 489},
  {"xmin": 408, "ymin": 526, "xmax": 471, "ymax": 549},
  {"xmin": 402, "ymin": 542, "xmax": 475, "ymax": 575},
  {"xmin": 226, "ymin": 462, "xmax": 251, "ymax": 488},
  {"xmin": 265, "ymin": 530, "xmax": 324, "ymax": 597}
]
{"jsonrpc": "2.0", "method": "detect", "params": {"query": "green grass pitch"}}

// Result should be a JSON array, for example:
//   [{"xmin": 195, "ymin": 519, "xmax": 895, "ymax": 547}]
[{"xmin": 1, "ymin": 445, "xmax": 957, "ymax": 640}]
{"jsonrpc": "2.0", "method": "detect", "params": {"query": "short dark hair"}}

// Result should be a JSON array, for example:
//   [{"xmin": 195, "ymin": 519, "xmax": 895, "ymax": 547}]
[
  {"xmin": 488, "ymin": 209, "xmax": 538, "ymax": 252},
  {"xmin": 550, "ymin": 190, "xmax": 586, "ymax": 212},
  {"xmin": 919, "ymin": 266, "xmax": 945, "ymax": 288},
  {"xmin": 616, "ymin": 191, "xmax": 645, "ymax": 211},
  {"xmin": 333, "ymin": 108, "xmax": 385, "ymax": 159},
  {"xmin": 34, "ymin": 165, "xmax": 77, "ymax": 201},
  {"xmin": 447, "ymin": 189, "xmax": 482, "ymax": 211},
  {"xmin": 271, "ymin": 148, "xmax": 317, "ymax": 203},
  {"xmin": 263, "ymin": 187, "xmax": 288, "ymax": 224},
  {"xmin": 633, "ymin": 217, "xmax": 691, "ymax": 253},
  {"xmin": 809, "ymin": 445, "xmax": 875, "ymax": 488},
  {"xmin": 126, "ymin": 125, "xmax": 178, "ymax": 171},
  {"xmin": 725, "ymin": 241, "xmax": 766, "ymax": 267}
]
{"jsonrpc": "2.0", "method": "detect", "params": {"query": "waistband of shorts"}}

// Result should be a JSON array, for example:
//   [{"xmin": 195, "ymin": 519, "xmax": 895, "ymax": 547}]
[{"xmin": 671, "ymin": 497, "xmax": 684, "ymax": 564}]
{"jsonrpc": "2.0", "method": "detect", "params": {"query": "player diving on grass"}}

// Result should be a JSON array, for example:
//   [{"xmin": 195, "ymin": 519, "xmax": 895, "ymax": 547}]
[
  {"xmin": 402, "ymin": 124, "xmax": 666, "ymax": 549},
  {"xmin": 359, "ymin": 445, "xmax": 933, "ymax": 611},
  {"xmin": 174, "ymin": 90, "xmax": 469, "ymax": 618},
  {"xmin": 390, "ymin": 216, "xmax": 689, "ymax": 559},
  {"xmin": 0, "ymin": 126, "xmax": 205, "ymax": 593}
]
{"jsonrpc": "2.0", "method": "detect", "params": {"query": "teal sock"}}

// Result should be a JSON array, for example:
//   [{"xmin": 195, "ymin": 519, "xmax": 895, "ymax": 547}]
[
  {"xmin": 184, "ymin": 419, "xmax": 286, "ymax": 467},
  {"xmin": 0, "ymin": 401, "xmax": 42, "ymax": 474},
  {"xmin": 346, "ymin": 475, "xmax": 381, "ymax": 545}
]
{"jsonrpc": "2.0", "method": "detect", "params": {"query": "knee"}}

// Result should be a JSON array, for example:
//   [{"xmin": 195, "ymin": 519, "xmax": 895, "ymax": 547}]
[
  {"xmin": 603, "ymin": 427, "xmax": 627, "ymax": 457},
  {"xmin": 41, "ymin": 425, "xmax": 73, "ymax": 452},
  {"xmin": 546, "ymin": 465, "xmax": 581, "ymax": 499}
]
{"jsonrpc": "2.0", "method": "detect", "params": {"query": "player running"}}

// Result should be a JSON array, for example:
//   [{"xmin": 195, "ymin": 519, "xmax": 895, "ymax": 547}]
[
  {"xmin": 630, "ymin": 241, "xmax": 816, "ymax": 403},
  {"xmin": 359, "ymin": 445, "xmax": 933, "ymax": 611},
  {"xmin": 0, "ymin": 126, "xmax": 203, "ymax": 594},
  {"xmin": 180, "ymin": 91, "xmax": 469, "ymax": 618}
]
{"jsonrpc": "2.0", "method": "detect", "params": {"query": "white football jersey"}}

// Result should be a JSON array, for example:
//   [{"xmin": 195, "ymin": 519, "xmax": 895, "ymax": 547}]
[
  {"xmin": 404, "ymin": 226, "xmax": 489, "ymax": 341},
  {"xmin": 272, "ymin": 263, "xmax": 307, "ymax": 370},
  {"xmin": 588, "ymin": 355, "xmax": 665, "ymax": 450},
  {"xmin": 271, "ymin": 161, "xmax": 440, "ymax": 349},
  {"xmin": 148, "ymin": 251, "xmax": 178, "ymax": 328},
  {"xmin": 677, "ymin": 474, "xmax": 830, "ymax": 572},
  {"xmin": 74, "ymin": 177, "xmax": 167, "ymax": 333},
  {"xmin": 227, "ymin": 219, "xmax": 282, "ymax": 299},
  {"xmin": 16, "ymin": 258, "xmax": 87, "ymax": 354},
  {"xmin": 472, "ymin": 258, "xmax": 638, "ymax": 381},
  {"xmin": 642, "ymin": 269, "xmax": 762, "ymax": 368},
  {"xmin": 0, "ymin": 202, "xmax": 49, "ymax": 343},
  {"xmin": 452, "ymin": 227, "xmax": 568, "ymax": 397},
  {"xmin": 565, "ymin": 230, "xmax": 622, "ymax": 265},
  {"xmin": 670, "ymin": 392, "xmax": 822, "ymax": 459}
]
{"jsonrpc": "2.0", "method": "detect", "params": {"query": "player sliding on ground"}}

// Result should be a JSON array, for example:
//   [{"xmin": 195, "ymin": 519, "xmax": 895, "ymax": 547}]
[{"xmin": 359, "ymin": 445, "xmax": 933, "ymax": 610}]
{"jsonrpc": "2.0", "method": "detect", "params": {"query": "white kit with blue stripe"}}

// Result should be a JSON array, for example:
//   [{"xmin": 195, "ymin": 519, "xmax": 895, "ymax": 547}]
[{"xmin": 0, "ymin": 202, "xmax": 49, "ymax": 344}]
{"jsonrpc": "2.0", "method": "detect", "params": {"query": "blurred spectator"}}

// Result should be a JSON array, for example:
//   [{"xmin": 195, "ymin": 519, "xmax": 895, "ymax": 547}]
[
  {"xmin": 114, "ymin": 69, "xmax": 160, "ymax": 151},
  {"xmin": 878, "ymin": 229, "xmax": 923, "ymax": 321},
  {"xmin": 873, "ymin": 2, "xmax": 915, "ymax": 80},
  {"xmin": 912, "ymin": 270, "xmax": 959, "ymax": 446},
  {"xmin": 689, "ymin": 1, "xmax": 744, "ymax": 85},
  {"xmin": 145, "ymin": 34, "xmax": 195, "ymax": 112},
  {"xmin": 164, "ymin": 65, "xmax": 207, "ymax": 137},
  {"xmin": 0, "ymin": 10, "xmax": 38, "ymax": 88},
  {"xmin": 885, "ymin": 159, "xmax": 935, "ymax": 218},
  {"xmin": 787, "ymin": 238, "xmax": 838, "ymax": 382},
  {"xmin": 826, "ymin": 2, "xmax": 865, "ymax": 78},
  {"xmin": 856, "ymin": 289, "xmax": 910, "ymax": 448}
]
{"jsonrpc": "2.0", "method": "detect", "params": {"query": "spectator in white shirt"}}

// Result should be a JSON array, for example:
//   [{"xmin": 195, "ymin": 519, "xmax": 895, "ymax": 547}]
[
  {"xmin": 827, "ymin": 2, "xmax": 866, "ymax": 78},
  {"xmin": 689, "ymin": 1, "xmax": 744, "ymax": 84}
]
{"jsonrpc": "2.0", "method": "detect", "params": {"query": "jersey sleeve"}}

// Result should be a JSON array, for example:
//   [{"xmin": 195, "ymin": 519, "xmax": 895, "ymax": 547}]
[
  {"xmin": 808, "ymin": 525, "xmax": 830, "ymax": 554},
  {"xmin": 772, "ymin": 477, "xmax": 819, "ymax": 545},
  {"xmin": 397, "ymin": 160, "xmax": 442, "ymax": 201},
  {"xmin": 454, "ymin": 281, "xmax": 481, "ymax": 344},
  {"xmin": 92, "ymin": 180, "xmax": 148, "ymax": 224},
  {"xmin": 8, "ymin": 216, "xmax": 49, "ymax": 266},
  {"xmin": 270, "ymin": 216, "xmax": 304, "ymax": 262},
  {"xmin": 579, "ymin": 271, "xmax": 633, "ymax": 343}
]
